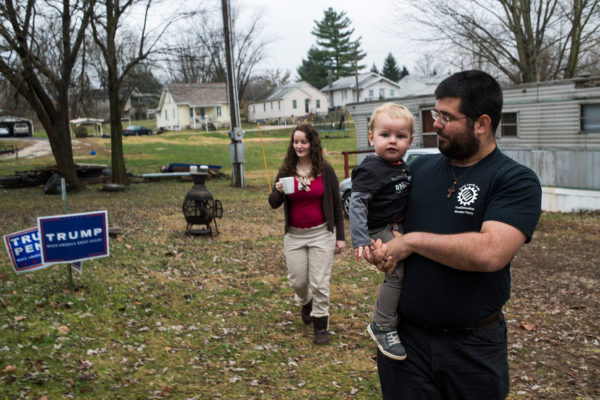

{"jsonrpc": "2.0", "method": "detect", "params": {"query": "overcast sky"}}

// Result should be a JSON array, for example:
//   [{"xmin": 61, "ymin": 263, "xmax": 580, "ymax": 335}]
[{"xmin": 245, "ymin": 0, "xmax": 422, "ymax": 79}]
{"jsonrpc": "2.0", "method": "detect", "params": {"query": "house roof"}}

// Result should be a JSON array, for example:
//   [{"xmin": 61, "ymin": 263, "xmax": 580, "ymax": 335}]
[
  {"xmin": 253, "ymin": 81, "xmax": 320, "ymax": 103},
  {"xmin": 0, "ymin": 115, "xmax": 33, "ymax": 124},
  {"xmin": 164, "ymin": 82, "xmax": 228, "ymax": 106},
  {"xmin": 394, "ymin": 75, "xmax": 448, "ymax": 97},
  {"xmin": 321, "ymin": 72, "xmax": 401, "ymax": 92}
]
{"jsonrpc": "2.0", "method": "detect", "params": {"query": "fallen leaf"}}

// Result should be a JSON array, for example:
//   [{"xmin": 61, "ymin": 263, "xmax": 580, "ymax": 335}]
[
  {"xmin": 14, "ymin": 315, "xmax": 26, "ymax": 322},
  {"xmin": 57, "ymin": 325, "xmax": 70, "ymax": 335},
  {"xmin": 2, "ymin": 365, "xmax": 16, "ymax": 374},
  {"xmin": 520, "ymin": 322, "xmax": 536, "ymax": 331}
]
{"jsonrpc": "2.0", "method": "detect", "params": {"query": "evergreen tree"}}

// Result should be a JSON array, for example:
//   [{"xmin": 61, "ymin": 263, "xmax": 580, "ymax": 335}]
[
  {"xmin": 399, "ymin": 65, "xmax": 409, "ymax": 80},
  {"xmin": 298, "ymin": 7, "xmax": 366, "ymax": 88},
  {"xmin": 370, "ymin": 62, "xmax": 379, "ymax": 74},
  {"xmin": 125, "ymin": 64, "xmax": 163, "ymax": 94},
  {"xmin": 382, "ymin": 53, "xmax": 402, "ymax": 82},
  {"xmin": 297, "ymin": 46, "xmax": 332, "ymax": 89}
]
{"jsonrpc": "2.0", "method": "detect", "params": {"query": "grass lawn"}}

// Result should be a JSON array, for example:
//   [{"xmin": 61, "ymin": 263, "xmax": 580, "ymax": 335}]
[{"xmin": 0, "ymin": 126, "xmax": 598, "ymax": 399}]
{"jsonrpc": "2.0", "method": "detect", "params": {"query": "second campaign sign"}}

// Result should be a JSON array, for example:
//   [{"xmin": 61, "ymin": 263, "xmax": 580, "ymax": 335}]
[{"xmin": 38, "ymin": 210, "xmax": 109, "ymax": 263}]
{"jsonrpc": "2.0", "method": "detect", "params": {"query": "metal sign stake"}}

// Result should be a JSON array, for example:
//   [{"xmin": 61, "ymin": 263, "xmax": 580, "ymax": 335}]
[{"xmin": 60, "ymin": 178, "xmax": 74, "ymax": 291}]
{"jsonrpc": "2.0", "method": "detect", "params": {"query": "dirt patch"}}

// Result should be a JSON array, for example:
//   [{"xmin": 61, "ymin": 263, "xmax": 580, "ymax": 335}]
[{"xmin": 506, "ymin": 212, "xmax": 600, "ymax": 398}]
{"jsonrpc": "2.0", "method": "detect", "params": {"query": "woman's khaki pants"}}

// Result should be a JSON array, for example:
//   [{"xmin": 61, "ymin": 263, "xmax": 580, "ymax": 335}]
[{"xmin": 284, "ymin": 223, "xmax": 336, "ymax": 318}]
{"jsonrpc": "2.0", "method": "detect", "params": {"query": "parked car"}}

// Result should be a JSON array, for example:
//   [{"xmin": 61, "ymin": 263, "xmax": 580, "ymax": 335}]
[
  {"xmin": 122, "ymin": 125, "xmax": 153, "ymax": 136},
  {"xmin": 339, "ymin": 148, "xmax": 440, "ymax": 218}
]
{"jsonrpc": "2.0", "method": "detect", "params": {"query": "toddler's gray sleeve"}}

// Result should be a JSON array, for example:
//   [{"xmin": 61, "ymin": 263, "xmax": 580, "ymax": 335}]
[{"xmin": 349, "ymin": 191, "xmax": 372, "ymax": 248}]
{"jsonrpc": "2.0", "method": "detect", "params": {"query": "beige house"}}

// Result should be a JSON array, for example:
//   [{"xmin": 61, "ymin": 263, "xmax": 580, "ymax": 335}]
[
  {"xmin": 155, "ymin": 83, "xmax": 230, "ymax": 131},
  {"xmin": 247, "ymin": 81, "xmax": 328, "ymax": 123}
]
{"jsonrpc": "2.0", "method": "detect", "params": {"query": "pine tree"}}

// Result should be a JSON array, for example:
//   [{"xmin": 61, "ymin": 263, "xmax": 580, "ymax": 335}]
[
  {"xmin": 298, "ymin": 7, "xmax": 366, "ymax": 88},
  {"xmin": 370, "ymin": 62, "xmax": 379, "ymax": 74},
  {"xmin": 297, "ymin": 46, "xmax": 332, "ymax": 89},
  {"xmin": 399, "ymin": 65, "xmax": 409, "ymax": 80},
  {"xmin": 382, "ymin": 53, "xmax": 402, "ymax": 82}
]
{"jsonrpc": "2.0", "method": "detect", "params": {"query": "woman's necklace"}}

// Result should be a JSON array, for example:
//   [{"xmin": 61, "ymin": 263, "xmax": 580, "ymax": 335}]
[
  {"xmin": 447, "ymin": 163, "xmax": 474, "ymax": 199},
  {"xmin": 296, "ymin": 163, "xmax": 312, "ymax": 191}
]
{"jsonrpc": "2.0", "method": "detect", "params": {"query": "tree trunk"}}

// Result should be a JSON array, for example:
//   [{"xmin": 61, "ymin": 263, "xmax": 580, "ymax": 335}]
[{"xmin": 108, "ymin": 78, "xmax": 128, "ymax": 185}]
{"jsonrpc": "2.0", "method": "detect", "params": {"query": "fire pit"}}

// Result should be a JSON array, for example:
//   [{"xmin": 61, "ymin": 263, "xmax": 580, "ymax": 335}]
[{"xmin": 182, "ymin": 166, "xmax": 223, "ymax": 236}]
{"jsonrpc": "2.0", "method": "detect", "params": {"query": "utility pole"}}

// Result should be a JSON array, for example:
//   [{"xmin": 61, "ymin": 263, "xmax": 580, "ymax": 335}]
[{"xmin": 222, "ymin": 0, "xmax": 244, "ymax": 187}]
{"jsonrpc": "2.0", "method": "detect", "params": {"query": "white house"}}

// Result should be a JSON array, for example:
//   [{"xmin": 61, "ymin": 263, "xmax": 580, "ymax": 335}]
[
  {"xmin": 155, "ymin": 83, "xmax": 230, "ymax": 131},
  {"xmin": 247, "ymin": 81, "xmax": 328, "ymax": 123},
  {"xmin": 321, "ymin": 72, "xmax": 402, "ymax": 109}
]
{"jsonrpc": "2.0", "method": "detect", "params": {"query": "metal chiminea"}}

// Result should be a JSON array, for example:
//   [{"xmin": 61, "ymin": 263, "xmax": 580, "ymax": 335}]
[{"xmin": 182, "ymin": 165, "xmax": 223, "ymax": 236}]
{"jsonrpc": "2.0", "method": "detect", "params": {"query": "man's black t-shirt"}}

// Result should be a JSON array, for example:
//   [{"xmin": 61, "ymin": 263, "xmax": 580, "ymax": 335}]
[{"xmin": 400, "ymin": 147, "xmax": 542, "ymax": 328}]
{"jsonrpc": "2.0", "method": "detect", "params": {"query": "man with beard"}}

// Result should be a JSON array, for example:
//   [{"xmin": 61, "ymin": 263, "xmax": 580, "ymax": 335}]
[{"xmin": 368, "ymin": 70, "xmax": 542, "ymax": 399}]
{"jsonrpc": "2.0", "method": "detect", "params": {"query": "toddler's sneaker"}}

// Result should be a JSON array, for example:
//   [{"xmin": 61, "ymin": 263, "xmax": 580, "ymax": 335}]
[{"xmin": 367, "ymin": 322, "xmax": 407, "ymax": 360}]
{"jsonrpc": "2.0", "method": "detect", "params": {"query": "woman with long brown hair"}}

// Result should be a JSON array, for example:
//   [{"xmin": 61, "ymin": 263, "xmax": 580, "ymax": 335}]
[{"xmin": 268, "ymin": 124, "xmax": 345, "ymax": 344}]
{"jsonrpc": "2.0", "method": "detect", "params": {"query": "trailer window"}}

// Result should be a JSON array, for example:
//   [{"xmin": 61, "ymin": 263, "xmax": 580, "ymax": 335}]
[
  {"xmin": 500, "ymin": 112, "xmax": 518, "ymax": 137},
  {"xmin": 581, "ymin": 104, "xmax": 600, "ymax": 131}
]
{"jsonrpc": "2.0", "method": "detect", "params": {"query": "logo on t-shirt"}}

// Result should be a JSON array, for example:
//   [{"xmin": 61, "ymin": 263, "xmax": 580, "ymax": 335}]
[
  {"xmin": 395, "ymin": 181, "xmax": 410, "ymax": 195},
  {"xmin": 457, "ymin": 184, "xmax": 479, "ymax": 207}
]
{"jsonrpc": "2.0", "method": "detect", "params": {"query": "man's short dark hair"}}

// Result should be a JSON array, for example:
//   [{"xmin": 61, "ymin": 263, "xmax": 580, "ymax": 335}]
[{"xmin": 435, "ymin": 70, "xmax": 503, "ymax": 133}]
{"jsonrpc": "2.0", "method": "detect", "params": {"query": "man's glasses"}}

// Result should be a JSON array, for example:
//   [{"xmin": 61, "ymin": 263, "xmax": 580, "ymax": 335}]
[{"xmin": 430, "ymin": 109, "xmax": 469, "ymax": 126}]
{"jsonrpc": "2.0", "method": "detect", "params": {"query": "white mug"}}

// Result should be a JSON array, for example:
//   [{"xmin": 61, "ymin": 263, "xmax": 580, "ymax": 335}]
[{"xmin": 280, "ymin": 177, "xmax": 295, "ymax": 194}]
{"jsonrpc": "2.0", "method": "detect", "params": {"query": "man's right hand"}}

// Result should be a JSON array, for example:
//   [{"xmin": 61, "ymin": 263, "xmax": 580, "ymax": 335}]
[{"xmin": 370, "ymin": 231, "xmax": 404, "ymax": 274}]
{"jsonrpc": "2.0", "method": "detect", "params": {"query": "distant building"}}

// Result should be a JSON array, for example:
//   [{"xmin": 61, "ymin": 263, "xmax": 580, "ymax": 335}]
[
  {"xmin": 155, "ymin": 83, "xmax": 230, "ymax": 131},
  {"xmin": 247, "ymin": 81, "xmax": 328, "ymax": 123},
  {"xmin": 0, "ymin": 116, "xmax": 34, "ymax": 137},
  {"xmin": 124, "ymin": 88, "xmax": 160, "ymax": 120},
  {"xmin": 321, "ymin": 72, "xmax": 402, "ymax": 109}
]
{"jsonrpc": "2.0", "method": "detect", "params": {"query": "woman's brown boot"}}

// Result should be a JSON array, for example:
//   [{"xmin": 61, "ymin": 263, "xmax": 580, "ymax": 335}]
[
  {"xmin": 311, "ymin": 316, "xmax": 329, "ymax": 344},
  {"xmin": 301, "ymin": 300, "xmax": 312, "ymax": 324}
]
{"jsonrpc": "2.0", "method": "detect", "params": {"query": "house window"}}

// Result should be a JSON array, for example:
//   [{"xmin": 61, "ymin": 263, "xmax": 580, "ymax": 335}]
[
  {"xmin": 343, "ymin": 91, "xmax": 348, "ymax": 100},
  {"xmin": 263, "ymin": 103, "xmax": 266, "ymax": 112},
  {"xmin": 379, "ymin": 88, "xmax": 385, "ymax": 98},
  {"xmin": 501, "ymin": 112, "xmax": 518, "ymax": 136},
  {"xmin": 389, "ymin": 89, "xmax": 395, "ymax": 97},
  {"xmin": 293, "ymin": 100, "xmax": 297, "ymax": 109},
  {"xmin": 316, "ymin": 99, "xmax": 321, "ymax": 109},
  {"xmin": 278, "ymin": 101, "xmax": 281, "ymax": 110},
  {"xmin": 369, "ymin": 89, "xmax": 374, "ymax": 98},
  {"xmin": 217, "ymin": 106, "xmax": 222, "ymax": 117},
  {"xmin": 164, "ymin": 110, "xmax": 168, "ymax": 120},
  {"xmin": 270, "ymin": 102, "xmax": 273, "ymax": 110},
  {"xmin": 581, "ymin": 103, "xmax": 600, "ymax": 131},
  {"xmin": 252, "ymin": 105, "xmax": 255, "ymax": 113},
  {"xmin": 189, "ymin": 108, "xmax": 193, "ymax": 117}
]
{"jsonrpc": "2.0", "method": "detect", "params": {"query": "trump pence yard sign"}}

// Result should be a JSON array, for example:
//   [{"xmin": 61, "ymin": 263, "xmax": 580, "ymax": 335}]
[
  {"xmin": 3, "ymin": 227, "xmax": 54, "ymax": 274},
  {"xmin": 38, "ymin": 210, "xmax": 109, "ymax": 263}
]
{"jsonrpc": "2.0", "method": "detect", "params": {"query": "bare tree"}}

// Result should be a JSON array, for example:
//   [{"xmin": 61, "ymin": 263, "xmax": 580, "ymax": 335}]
[
  {"xmin": 242, "ymin": 68, "xmax": 291, "ymax": 103},
  {"xmin": 165, "ymin": 4, "xmax": 267, "ymax": 101},
  {"xmin": 0, "ymin": 0, "xmax": 94, "ymax": 190},
  {"xmin": 411, "ymin": 53, "xmax": 449, "ymax": 77},
  {"xmin": 90, "ymin": 0, "xmax": 191, "ymax": 185},
  {"xmin": 392, "ymin": 0, "xmax": 600, "ymax": 83}
]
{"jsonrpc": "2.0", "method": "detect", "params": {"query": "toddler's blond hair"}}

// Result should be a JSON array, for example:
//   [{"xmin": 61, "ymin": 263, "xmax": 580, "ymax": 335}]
[{"xmin": 368, "ymin": 103, "xmax": 414, "ymax": 134}]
